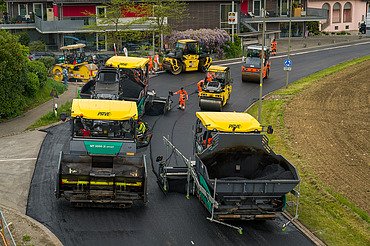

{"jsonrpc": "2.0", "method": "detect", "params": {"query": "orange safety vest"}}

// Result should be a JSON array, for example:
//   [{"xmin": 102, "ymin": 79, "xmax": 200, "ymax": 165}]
[
  {"xmin": 154, "ymin": 54, "xmax": 160, "ymax": 64},
  {"xmin": 206, "ymin": 73, "xmax": 213, "ymax": 82},
  {"xmin": 197, "ymin": 79, "xmax": 204, "ymax": 92},
  {"xmin": 174, "ymin": 89, "xmax": 188, "ymax": 102}
]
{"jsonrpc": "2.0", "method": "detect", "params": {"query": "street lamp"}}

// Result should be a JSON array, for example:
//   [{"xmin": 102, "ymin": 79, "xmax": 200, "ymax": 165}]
[
  {"xmin": 257, "ymin": 0, "xmax": 266, "ymax": 122},
  {"xmin": 285, "ymin": 0, "xmax": 293, "ymax": 88}
]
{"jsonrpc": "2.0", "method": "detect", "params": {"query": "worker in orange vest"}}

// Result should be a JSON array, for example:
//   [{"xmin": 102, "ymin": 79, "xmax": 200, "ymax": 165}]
[
  {"xmin": 206, "ymin": 72, "xmax": 214, "ymax": 82},
  {"xmin": 148, "ymin": 56, "xmax": 155, "ymax": 74},
  {"xmin": 153, "ymin": 53, "xmax": 160, "ymax": 71},
  {"xmin": 271, "ymin": 39, "xmax": 277, "ymax": 56},
  {"xmin": 173, "ymin": 87, "xmax": 188, "ymax": 110},
  {"xmin": 197, "ymin": 79, "xmax": 204, "ymax": 92}
]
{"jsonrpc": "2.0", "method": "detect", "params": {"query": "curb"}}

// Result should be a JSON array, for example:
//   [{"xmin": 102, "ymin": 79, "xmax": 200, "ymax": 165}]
[
  {"xmin": 282, "ymin": 212, "xmax": 326, "ymax": 246},
  {"xmin": 0, "ymin": 205, "xmax": 63, "ymax": 246}
]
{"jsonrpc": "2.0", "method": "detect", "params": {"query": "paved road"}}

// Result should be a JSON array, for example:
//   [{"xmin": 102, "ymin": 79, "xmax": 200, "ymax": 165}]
[{"xmin": 27, "ymin": 41, "xmax": 370, "ymax": 246}]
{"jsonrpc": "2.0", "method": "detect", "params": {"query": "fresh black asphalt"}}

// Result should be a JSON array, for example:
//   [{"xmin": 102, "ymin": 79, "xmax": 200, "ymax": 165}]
[{"xmin": 27, "ymin": 42, "xmax": 370, "ymax": 245}]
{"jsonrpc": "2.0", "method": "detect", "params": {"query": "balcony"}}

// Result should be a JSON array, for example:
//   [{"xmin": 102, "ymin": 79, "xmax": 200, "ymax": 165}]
[
  {"xmin": 241, "ymin": 8, "xmax": 328, "ymax": 24},
  {"xmin": 34, "ymin": 16, "xmax": 86, "ymax": 33}
]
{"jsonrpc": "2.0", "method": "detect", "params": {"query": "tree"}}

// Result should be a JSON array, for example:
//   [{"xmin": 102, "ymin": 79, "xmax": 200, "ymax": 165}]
[
  {"xmin": 87, "ymin": 0, "xmax": 147, "ymax": 51},
  {"xmin": 143, "ymin": 0, "xmax": 188, "ymax": 51},
  {"xmin": 0, "ymin": 30, "xmax": 29, "ymax": 118}
]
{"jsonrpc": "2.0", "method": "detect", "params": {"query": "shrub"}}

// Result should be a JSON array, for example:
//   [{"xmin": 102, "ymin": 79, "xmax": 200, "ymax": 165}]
[
  {"xmin": 24, "ymin": 72, "xmax": 39, "ymax": 97},
  {"xmin": 18, "ymin": 31, "xmax": 30, "ymax": 46},
  {"xmin": 29, "ymin": 40, "xmax": 46, "ymax": 52},
  {"xmin": 223, "ymin": 35, "xmax": 242, "ymax": 59},
  {"xmin": 165, "ymin": 29, "xmax": 230, "ymax": 58},
  {"xmin": 27, "ymin": 60, "xmax": 48, "ymax": 87},
  {"xmin": 38, "ymin": 56, "xmax": 55, "ymax": 72}
]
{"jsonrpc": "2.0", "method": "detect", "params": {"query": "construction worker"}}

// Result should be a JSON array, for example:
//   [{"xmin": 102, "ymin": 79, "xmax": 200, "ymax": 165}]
[
  {"xmin": 271, "ymin": 39, "xmax": 277, "ymax": 56},
  {"xmin": 154, "ymin": 53, "xmax": 160, "ymax": 72},
  {"xmin": 206, "ymin": 72, "xmax": 214, "ymax": 82},
  {"xmin": 148, "ymin": 56, "xmax": 155, "ymax": 75},
  {"xmin": 174, "ymin": 87, "xmax": 188, "ymax": 110},
  {"xmin": 62, "ymin": 67, "xmax": 68, "ymax": 86},
  {"xmin": 197, "ymin": 79, "xmax": 204, "ymax": 92},
  {"xmin": 137, "ymin": 120, "xmax": 147, "ymax": 136}
]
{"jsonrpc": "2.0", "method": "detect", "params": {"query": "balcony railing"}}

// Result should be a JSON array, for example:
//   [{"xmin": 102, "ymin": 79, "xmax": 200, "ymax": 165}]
[{"xmin": 34, "ymin": 16, "xmax": 85, "ymax": 33}]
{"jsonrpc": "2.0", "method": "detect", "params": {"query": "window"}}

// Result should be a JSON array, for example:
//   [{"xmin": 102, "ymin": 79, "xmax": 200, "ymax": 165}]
[
  {"xmin": 220, "ymin": 4, "xmax": 232, "ymax": 32},
  {"xmin": 335, "ymin": 26, "xmax": 338, "ymax": 30},
  {"xmin": 33, "ymin": 3, "xmax": 43, "ymax": 19},
  {"xmin": 96, "ymin": 6, "xmax": 106, "ymax": 18},
  {"xmin": 332, "ymin": 2, "xmax": 341, "ymax": 23},
  {"xmin": 322, "ymin": 3, "xmax": 330, "ymax": 23},
  {"xmin": 253, "ymin": 0, "xmax": 261, "ymax": 17},
  {"xmin": 18, "ymin": 4, "xmax": 28, "ymax": 17},
  {"xmin": 343, "ymin": 2, "xmax": 352, "ymax": 23},
  {"xmin": 345, "ymin": 25, "xmax": 349, "ymax": 29}
]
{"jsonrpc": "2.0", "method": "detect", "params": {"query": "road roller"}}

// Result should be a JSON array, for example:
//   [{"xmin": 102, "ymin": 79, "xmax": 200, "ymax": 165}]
[
  {"xmin": 52, "ymin": 43, "xmax": 98, "ymax": 83},
  {"xmin": 241, "ymin": 45, "xmax": 270, "ymax": 82},
  {"xmin": 198, "ymin": 66, "xmax": 232, "ymax": 111}
]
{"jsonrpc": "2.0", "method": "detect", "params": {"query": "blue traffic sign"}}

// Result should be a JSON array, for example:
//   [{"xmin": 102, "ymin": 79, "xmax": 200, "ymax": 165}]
[{"xmin": 284, "ymin": 59, "xmax": 292, "ymax": 67}]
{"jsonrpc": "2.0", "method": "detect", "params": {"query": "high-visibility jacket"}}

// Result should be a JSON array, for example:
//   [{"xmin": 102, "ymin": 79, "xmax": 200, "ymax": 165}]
[
  {"xmin": 197, "ymin": 79, "xmax": 204, "ymax": 92},
  {"xmin": 154, "ymin": 54, "xmax": 160, "ymax": 64},
  {"xmin": 206, "ymin": 73, "xmax": 213, "ymax": 82},
  {"xmin": 174, "ymin": 89, "xmax": 188, "ymax": 102},
  {"xmin": 138, "ymin": 122, "xmax": 146, "ymax": 134}
]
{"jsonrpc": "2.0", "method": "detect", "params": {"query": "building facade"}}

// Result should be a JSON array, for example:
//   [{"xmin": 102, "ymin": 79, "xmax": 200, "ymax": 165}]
[{"xmin": 307, "ymin": 0, "xmax": 367, "ymax": 32}]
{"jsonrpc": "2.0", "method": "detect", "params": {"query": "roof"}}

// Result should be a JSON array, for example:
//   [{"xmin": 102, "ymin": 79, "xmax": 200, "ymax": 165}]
[
  {"xmin": 247, "ymin": 45, "xmax": 269, "ymax": 51},
  {"xmin": 60, "ymin": 43, "xmax": 86, "ymax": 50},
  {"xmin": 208, "ymin": 65, "xmax": 228, "ymax": 73},
  {"xmin": 71, "ymin": 99, "xmax": 138, "ymax": 121},
  {"xmin": 196, "ymin": 112, "xmax": 262, "ymax": 133},
  {"xmin": 105, "ymin": 56, "xmax": 149, "ymax": 69},
  {"xmin": 178, "ymin": 39, "xmax": 197, "ymax": 43}
]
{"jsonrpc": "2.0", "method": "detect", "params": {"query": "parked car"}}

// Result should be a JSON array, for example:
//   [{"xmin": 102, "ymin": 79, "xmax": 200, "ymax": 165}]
[{"xmin": 29, "ymin": 52, "xmax": 55, "ymax": 61}]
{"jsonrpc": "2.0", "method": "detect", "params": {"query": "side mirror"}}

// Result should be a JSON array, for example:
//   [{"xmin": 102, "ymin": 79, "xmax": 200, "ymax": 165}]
[
  {"xmin": 156, "ymin": 156, "xmax": 163, "ymax": 162},
  {"xmin": 60, "ymin": 112, "xmax": 67, "ymax": 122},
  {"xmin": 267, "ymin": 125, "xmax": 273, "ymax": 134},
  {"xmin": 196, "ymin": 127, "xmax": 203, "ymax": 134}
]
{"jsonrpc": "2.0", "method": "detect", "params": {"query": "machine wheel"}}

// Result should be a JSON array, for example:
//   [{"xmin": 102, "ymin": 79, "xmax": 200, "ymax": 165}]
[
  {"xmin": 52, "ymin": 65, "xmax": 63, "ymax": 82},
  {"xmin": 198, "ymin": 59, "xmax": 209, "ymax": 73},
  {"xmin": 241, "ymin": 75, "xmax": 247, "ymax": 83},
  {"xmin": 170, "ymin": 60, "xmax": 183, "ymax": 75}
]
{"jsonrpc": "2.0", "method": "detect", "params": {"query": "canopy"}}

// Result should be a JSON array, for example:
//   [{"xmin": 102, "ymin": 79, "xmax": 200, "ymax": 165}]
[
  {"xmin": 60, "ymin": 43, "xmax": 86, "ymax": 50},
  {"xmin": 196, "ymin": 112, "xmax": 262, "ymax": 133},
  {"xmin": 105, "ymin": 56, "xmax": 149, "ymax": 69},
  {"xmin": 207, "ymin": 65, "xmax": 228, "ymax": 73},
  {"xmin": 71, "ymin": 99, "xmax": 138, "ymax": 120},
  {"xmin": 178, "ymin": 39, "xmax": 197, "ymax": 43}
]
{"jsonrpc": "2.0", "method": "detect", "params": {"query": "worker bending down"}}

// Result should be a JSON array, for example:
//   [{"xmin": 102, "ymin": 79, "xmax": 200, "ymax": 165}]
[
  {"xmin": 197, "ymin": 79, "xmax": 205, "ymax": 92},
  {"xmin": 174, "ymin": 87, "xmax": 188, "ymax": 110}
]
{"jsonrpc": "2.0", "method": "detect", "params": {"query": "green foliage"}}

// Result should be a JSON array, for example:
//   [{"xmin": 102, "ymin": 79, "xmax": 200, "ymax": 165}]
[
  {"xmin": 22, "ymin": 234, "xmax": 31, "ymax": 242},
  {"xmin": 28, "ymin": 101, "xmax": 72, "ymax": 130},
  {"xmin": 29, "ymin": 40, "xmax": 46, "ymax": 52},
  {"xmin": 27, "ymin": 60, "xmax": 48, "ymax": 87},
  {"xmin": 306, "ymin": 21, "xmax": 319, "ymax": 35},
  {"xmin": 0, "ymin": 0, "xmax": 6, "ymax": 12},
  {"xmin": 223, "ymin": 35, "xmax": 242, "ymax": 59},
  {"xmin": 0, "ymin": 30, "xmax": 65, "ymax": 120},
  {"xmin": 24, "ymin": 72, "xmax": 39, "ymax": 97},
  {"xmin": 38, "ymin": 56, "xmax": 55, "ymax": 72},
  {"xmin": 17, "ymin": 31, "xmax": 30, "ymax": 46}
]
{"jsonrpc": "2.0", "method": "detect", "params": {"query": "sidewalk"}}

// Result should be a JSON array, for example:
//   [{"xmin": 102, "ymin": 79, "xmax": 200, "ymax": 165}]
[
  {"xmin": 277, "ymin": 33, "xmax": 366, "ymax": 53},
  {"xmin": 0, "ymin": 83, "xmax": 78, "ymax": 138}
]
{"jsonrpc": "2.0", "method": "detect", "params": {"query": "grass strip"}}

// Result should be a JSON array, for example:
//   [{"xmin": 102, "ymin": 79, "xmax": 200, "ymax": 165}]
[
  {"xmin": 247, "ymin": 55, "xmax": 370, "ymax": 246},
  {"xmin": 27, "ymin": 101, "xmax": 72, "ymax": 130}
]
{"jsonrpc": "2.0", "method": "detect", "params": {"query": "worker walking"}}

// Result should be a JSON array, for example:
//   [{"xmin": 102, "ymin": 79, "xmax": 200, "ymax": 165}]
[
  {"xmin": 271, "ymin": 39, "xmax": 277, "ymax": 56},
  {"xmin": 62, "ymin": 67, "xmax": 68, "ymax": 86},
  {"xmin": 174, "ymin": 87, "xmax": 188, "ymax": 110},
  {"xmin": 148, "ymin": 56, "xmax": 155, "ymax": 75},
  {"xmin": 154, "ymin": 53, "xmax": 160, "ymax": 72},
  {"xmin": 197, "ymin": 79, "xmax": 204, "ymax": 92}
]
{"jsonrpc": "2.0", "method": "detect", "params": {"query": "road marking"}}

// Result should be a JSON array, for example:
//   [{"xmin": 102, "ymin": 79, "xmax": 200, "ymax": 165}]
[
  {"xmin": 218, "ymin": 41, "xmax": 370, "ymax": 66},
  {"xmin": 0, "ymin": 157, "xmax": 37, "ymax": 162}
]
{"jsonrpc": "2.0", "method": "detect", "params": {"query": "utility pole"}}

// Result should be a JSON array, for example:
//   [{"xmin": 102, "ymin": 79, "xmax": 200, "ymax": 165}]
[
  {"xmin": 257, "ymin": 0, "xmax": 266, "ymax": 122},
  {"xmin": 231, "ymin": 1, "xmax": 235, "ymax": 43},
  {"xmin": 285, "ymin": 0, "xmax": 293, "ymax": 88}
]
